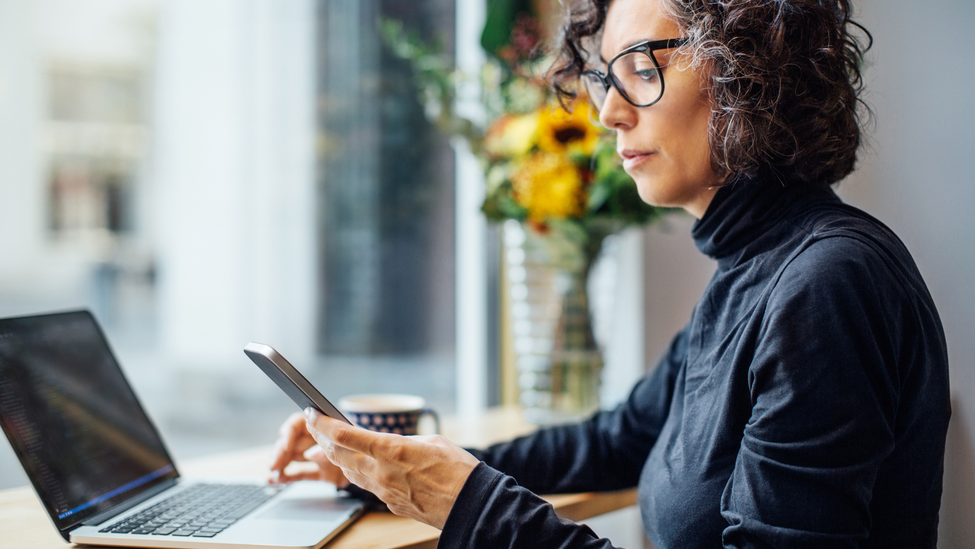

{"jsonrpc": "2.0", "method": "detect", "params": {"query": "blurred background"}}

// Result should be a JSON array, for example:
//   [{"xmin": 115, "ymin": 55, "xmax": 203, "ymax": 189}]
[
  {"xmin": 0, "ymin": 0, "xmax": 461, "ymax": 479},
  {"xmin": 0, "ymin": 0, "xmax": 972, "ymax": 547}
]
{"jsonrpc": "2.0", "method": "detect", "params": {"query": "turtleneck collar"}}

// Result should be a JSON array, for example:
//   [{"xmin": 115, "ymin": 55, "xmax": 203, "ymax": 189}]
[{"xmin": 691, "ymin": 175, "xmax": 838, "ymax": 261}]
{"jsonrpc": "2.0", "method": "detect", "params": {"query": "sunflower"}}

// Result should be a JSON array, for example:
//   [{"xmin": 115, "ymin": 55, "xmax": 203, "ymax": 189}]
[
  {"xmin": 510, "ymin": 151, "xmax": 586, "ymax": 221},
  {"xmin": 536, "ymin": 100, "xmax": 603, "ymax": 157},
  {"xmin": 483, "ymin": 112, "xmax": 539, "ymax": 158}
]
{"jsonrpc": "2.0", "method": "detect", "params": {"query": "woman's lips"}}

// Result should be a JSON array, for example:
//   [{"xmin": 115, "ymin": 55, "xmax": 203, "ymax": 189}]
[{"xmin": 618, "ymin": 149, "xmax": 655, "ymax": 170}]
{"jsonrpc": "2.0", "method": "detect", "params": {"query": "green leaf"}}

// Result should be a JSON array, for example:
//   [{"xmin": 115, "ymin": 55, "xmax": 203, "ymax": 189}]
[
  {"xmin": 546, "ymin": 218, "xmax": 589, "ymax": 246},
  {"xmin": 480, "ymin": 0, "xmax": 533, "ymax": 59},
  {"xmin": 586, "ymin": 181, "xmax": 611, "ymax": 212}
]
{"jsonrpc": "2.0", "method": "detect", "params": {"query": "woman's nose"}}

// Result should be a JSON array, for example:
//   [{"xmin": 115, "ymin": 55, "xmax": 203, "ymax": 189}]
[{"xmin": 597, "ymin": 86, "xmax": 637, "ymax": 129}]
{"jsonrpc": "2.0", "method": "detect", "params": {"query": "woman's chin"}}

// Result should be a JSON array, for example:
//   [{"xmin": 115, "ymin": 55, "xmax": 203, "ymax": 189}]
[
  {"xmin": 634, "ymin": 183, "xmax": 666, "ymax": 208},
  {"xmin": 633, "ymin": 177, "xmax": 719, "ymax": 217}
]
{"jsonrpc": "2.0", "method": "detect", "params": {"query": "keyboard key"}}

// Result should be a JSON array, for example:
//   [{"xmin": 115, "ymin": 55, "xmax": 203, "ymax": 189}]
[{"xmin": 109, "ymin": 483, "xmax": 275, "ymax": 538}]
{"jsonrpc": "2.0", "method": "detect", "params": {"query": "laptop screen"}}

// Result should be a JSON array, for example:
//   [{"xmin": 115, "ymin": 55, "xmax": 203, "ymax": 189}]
[{"xmin": 0, "ymin": 310, "xmax": 178, "ymax": 533}]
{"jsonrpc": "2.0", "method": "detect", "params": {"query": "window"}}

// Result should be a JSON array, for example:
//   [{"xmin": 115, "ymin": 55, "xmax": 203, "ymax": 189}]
[{"xmin": 0, "ymin": 0, "xmax": 470, "ymax": 490}]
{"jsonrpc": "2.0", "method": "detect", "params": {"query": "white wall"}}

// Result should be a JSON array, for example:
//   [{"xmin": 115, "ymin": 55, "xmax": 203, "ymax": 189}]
[
  {"xmin": 641, "ymin": 1, "xmax": 975, "ymax": 545},
  {"xmin": 849, "ymin": 1, "xmax": 975, "ymax": 546},
  {"xmin": 593, "ymin": 228, "xmax": 649, "ymax": 409},
  {"xmin": 0, "ymin": 0, "xmax": 156, "ymax": 308},
  {"xmin": 0, "ymin": 1, "xmax": 44, "ymax": 293},
  {"xmin": 153, "ymin": 0, "xmax": 317, "ymax": 368},
  {"xmin": 455, "ymin": 0, "xmax": 489, "ymax": 417}
]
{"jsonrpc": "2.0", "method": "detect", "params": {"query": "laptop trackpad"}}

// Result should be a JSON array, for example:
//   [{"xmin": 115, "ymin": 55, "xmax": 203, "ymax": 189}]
[{"xmin": 257, "ymin": 498, "xmax": 358, "ymax": 521}]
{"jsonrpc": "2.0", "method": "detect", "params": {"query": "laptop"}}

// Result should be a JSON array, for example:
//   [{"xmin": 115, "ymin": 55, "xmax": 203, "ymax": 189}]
[{"xmin": 0, "ymin": 310, "xmax": 364, "ymax": 548}]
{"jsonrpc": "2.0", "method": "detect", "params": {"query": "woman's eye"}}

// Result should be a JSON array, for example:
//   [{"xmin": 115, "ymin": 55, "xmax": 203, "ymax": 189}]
[{"xmin": 633, "ymin": 69, "xmax": 658, "ymax": 82}]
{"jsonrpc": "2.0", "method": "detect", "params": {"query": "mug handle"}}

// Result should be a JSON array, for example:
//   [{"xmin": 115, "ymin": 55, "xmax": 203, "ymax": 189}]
[{"xmin": 418, "ymin": 408, "xmax": 440, "ymax": 435}]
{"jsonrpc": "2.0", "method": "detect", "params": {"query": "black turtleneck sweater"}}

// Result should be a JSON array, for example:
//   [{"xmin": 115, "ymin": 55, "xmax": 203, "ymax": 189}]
[{"xmin": 439, "ymin": 181, "xmax": 950, "ymax": 549}]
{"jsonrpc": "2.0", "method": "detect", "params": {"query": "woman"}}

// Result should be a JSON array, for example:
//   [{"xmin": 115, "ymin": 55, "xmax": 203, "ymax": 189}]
[{"xmin": 270, "ymin": 0, "xmax": 950, "ymax": 546}]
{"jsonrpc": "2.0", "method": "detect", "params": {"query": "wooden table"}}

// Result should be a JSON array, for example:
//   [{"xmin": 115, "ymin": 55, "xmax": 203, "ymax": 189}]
[{"xmin": 0, "ymin": 406, "xmax": 637, "ymax": 549}]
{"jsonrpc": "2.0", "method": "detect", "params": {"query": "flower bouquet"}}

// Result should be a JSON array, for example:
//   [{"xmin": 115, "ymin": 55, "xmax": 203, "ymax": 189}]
[{"xmin": 383, "ymin": 8, "xmax": 673, "ymax": 421}]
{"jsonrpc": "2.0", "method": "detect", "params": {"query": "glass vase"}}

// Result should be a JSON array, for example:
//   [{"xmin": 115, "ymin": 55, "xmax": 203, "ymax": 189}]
[{"xmin": 504, "ymin": 220, "xmax": 614, "ymax": 424}]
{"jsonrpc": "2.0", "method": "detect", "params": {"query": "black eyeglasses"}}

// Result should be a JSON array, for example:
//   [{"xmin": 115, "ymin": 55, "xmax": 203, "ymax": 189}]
[{"xmin": 582, "ymin": 38, "xmax": 689, "ymax": 111}]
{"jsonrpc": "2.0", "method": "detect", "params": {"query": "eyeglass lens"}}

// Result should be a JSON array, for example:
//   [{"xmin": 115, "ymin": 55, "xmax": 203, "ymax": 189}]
[
  {"xmin": 584, "ymin": 51, "xmax": 663, "ymax": 110},
  {"xmin": 582, "ymin": 72, "xmax": 608, "ymax": 109}
]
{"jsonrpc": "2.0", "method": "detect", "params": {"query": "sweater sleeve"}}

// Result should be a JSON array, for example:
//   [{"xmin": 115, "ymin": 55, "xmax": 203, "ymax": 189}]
[
  {"xmin": 720, "ymin": 236, "xmax": 919, "ymax": 547},
  {"xmin": 468, "ymin": 327, "xmax": 687, "ymax": 494},
  {"xmin": 438, "ymin": 462, "xmax": 622, "ymax": 549},
  {"xmin": 437, "ymin": 329, "xmax": 688, "ymax": 549}
]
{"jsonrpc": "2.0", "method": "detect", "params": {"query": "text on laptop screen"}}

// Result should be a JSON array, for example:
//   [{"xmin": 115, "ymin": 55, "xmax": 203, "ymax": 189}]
[{"xmin": 0, "ymin": 311, "xmax": 177, "ymax": 530}]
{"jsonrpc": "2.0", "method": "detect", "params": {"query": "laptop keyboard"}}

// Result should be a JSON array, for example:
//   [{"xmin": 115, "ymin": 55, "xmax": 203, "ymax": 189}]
[{"xmin": 99, "ymin": 483, "xmax": 280, "ymax": 538}]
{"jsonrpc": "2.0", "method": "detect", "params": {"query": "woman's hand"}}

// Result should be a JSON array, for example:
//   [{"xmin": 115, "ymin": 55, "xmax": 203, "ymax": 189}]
[
  {"xmin": 304, "ymin": 408, "xmax": 480, "ymax": 530},
  {"xmin": 268, "ymin": 411, "xmax": 350, "ymax": 487}
]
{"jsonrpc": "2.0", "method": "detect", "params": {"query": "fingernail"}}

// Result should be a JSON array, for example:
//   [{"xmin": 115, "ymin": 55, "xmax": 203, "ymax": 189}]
[{"xmin": 304, "ymin": 407, "xmax": 315, "ymax": 420}]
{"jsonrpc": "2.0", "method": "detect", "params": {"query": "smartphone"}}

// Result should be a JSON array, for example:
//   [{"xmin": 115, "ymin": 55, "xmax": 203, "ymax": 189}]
[{"xmin": 244, "ymin": 342, "xmax": 353, "ymax": 425}]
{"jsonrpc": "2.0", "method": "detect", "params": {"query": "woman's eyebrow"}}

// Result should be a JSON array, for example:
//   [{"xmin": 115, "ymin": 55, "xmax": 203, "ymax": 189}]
[
  {"xmin": 599, "ymin": 38, "xmax": 656, "ymax": 64},
  {"xmin": 622, "ymin": 38, "xmax": 652, "ymax": 50}
]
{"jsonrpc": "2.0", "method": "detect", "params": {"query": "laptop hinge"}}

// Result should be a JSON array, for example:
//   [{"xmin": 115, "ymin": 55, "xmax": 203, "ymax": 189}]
[{"xmin": 80, "ymin": 477, "xmax": 179, "ymax": 526}]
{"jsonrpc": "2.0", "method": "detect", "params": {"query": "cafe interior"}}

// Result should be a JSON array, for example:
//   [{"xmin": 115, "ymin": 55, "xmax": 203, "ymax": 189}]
[{"xmin": 0, "ymin": 0, "xmax": 972, "ymax": 547}]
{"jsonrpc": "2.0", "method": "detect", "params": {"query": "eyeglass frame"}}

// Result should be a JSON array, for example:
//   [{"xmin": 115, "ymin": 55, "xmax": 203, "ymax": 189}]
[{"xmin": 582, "ymin": 37, "xmax": 689, "ymax": 110}]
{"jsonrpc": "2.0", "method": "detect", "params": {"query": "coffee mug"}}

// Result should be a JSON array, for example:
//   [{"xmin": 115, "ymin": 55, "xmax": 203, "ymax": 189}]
[{"xmin": 338, "ymin": 394, "xmax": 439, "ymax": 435}]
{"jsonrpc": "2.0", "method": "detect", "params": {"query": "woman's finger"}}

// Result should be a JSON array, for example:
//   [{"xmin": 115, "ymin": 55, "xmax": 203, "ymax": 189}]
[
  {"xmin": 277, "ymin": 412, "xmax": 311, "ymax": 449},
  {"xmin": 303, "ymin": 445, "xmax": 351, "ymax": 488},
  {"xmin": 271, "ymin": 470, "xmax": 326, "ymax": 483},
  {"xmin": 305, "ymin": 409, "xmax": 392, "ymax": 457},
  {"xmin": 268, "ymin": 435, "xmax": 306, "ymax": 472},
  {"xmin": 279, "ymin": 411, "xmax": 306, "ymax": 437},
  {"xmin": 269, "ymin": 412, "xmax": 317, "ymax": 474},
  {"xmin": 304, "ymin": 408, "xmax": 480, "ymax": 529},
  {"xmin": 313, "ymin": 434, "xmax": 393, "ymax": 495},
  {"xmin": 320, "ymin": 439, "xmax": 376, "ymax": 478}
]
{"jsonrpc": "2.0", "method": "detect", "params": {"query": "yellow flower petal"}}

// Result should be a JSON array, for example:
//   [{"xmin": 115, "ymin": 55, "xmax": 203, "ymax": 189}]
[
  {"xmin": 510, "ymin": 152, "xmax": 585, "ymax": 221},
  {"xmin": 536, "ymin": 100, "xmax": 603, "ymax": 157},
  {"xmin": 484, "ymin": 113, "xmax": 540, "ymax": 158}
]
